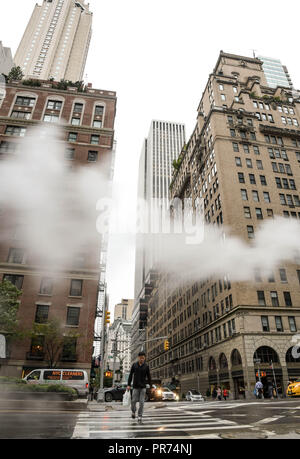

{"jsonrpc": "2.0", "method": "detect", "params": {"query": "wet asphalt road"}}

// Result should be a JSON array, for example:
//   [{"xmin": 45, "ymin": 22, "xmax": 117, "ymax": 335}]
[{"xmin": 1, "ymin": 399, "xmax": 300, "ymax": 439}]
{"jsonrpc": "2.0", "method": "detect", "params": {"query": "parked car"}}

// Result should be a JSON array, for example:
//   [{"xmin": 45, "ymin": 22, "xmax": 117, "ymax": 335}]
[
  {"xmin": 103, "ymin": 384, "xmax": 127, "ymax": 402},
  {"xmin": 185, "ymin": 389, "xmax": 204, "ymax": 402},
  {"xmin": 23, "ymin": 368, "xmax": 89, "ymax": 397},
  {"xmin": 161, "ymin": 387, "xmax": 179, "ymax": 401}
]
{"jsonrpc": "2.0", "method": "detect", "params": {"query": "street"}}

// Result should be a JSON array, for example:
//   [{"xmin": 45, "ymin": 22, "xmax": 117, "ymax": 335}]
[{"xmin": 1, "ymin": 399, "xmax": 300, "ymax": 439}]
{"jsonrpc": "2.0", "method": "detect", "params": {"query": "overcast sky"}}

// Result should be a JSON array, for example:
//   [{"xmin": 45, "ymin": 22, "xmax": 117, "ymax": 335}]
[{"xmin": 1, "ymin": 0, "xmax": 300, "ymax": 315}]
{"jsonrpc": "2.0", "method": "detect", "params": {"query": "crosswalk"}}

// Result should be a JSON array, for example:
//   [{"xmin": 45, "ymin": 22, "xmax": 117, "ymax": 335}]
[{"xmin": 71, "ymin": 404, "xmax": 252, "ymax": 439}]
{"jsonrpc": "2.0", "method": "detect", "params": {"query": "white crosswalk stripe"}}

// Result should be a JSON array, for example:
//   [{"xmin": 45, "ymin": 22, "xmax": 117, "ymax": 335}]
[{"xmin": 71, "ymin": 407, "xmax": 252, "ymax": 439}]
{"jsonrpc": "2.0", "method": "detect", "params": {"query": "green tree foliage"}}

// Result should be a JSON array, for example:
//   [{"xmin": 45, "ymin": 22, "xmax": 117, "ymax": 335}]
[
  {"xmin": 7, "ymin": 66, "xmax": 24, "ymax": 82},
  {"xmin": 0, "ymin": 280, "xmax": 22, "ymax": 336}
]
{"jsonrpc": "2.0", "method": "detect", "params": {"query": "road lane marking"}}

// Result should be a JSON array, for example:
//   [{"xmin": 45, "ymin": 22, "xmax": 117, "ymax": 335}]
[{"xmin": 87, "ymin": 425, "xmax": 253, "ymax": 435}]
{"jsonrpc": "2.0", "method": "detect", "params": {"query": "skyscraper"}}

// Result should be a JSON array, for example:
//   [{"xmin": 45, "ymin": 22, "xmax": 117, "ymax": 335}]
[
  {"xmin": 258, "ymin": 55, "xmax": 293, "ymax": 89},
  {"xmin": 0, "ymin": 41, "xmax": 14, "ymax": 75},
  {"xmin": 14, "ymin": 0, "xmax": 92, "ymax": 82},
  {"xmin": 132, "ymin": 120, "xmax": 186, "ymax": 362},
  {"xmin": 145, "ymin": 51, "xmax": 300, "ymax": 399}
]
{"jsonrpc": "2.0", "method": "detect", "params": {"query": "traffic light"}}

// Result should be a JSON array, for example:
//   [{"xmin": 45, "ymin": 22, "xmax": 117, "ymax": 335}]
[
  {"xmin": 105, "ymin": 371, "xmax": 113, "ymax": 378},
  {"xmin": 104, "ymin": 311, "xmax": 110, "ymax": 325},
  {"xmin": 164, "ymin": 339, "xmax": 169, "ymax": 351}
]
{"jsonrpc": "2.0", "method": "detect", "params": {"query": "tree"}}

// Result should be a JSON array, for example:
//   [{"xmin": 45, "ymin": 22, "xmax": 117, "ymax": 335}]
[
  {"xmin": 0, "ymin": 280, "xmax": 22, "ymax": 336},
  {"xmin": 7, "ymin": 66, "xmax": 24, "ymax": 82},
  {"xmin": 30, "ymin": 318, "xmax": 81, "ymax": 368}
]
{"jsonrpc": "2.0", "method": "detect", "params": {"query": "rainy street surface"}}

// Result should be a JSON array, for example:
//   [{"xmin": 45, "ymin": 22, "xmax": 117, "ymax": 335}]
[
  {"xmin": 1, "ymin": 399, "xmax": 300, "ymax": 439},
  {"xmin": 75, "ymin": 399, "xmax": 300, "ymax": 439}
]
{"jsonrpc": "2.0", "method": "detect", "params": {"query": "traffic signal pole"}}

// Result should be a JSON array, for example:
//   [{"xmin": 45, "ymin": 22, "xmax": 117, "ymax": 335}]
[{"xmin": 97, "ymin": 299, "xmax": 110, "ymax": 402}]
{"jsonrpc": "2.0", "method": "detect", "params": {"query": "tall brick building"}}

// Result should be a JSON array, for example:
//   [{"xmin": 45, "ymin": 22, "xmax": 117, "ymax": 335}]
[
  {"xmin": 146, "ymin": 52, "xmax": 300, "ymax": 399},
  {"xmin": 0, "ymin": 79, "xmax": 116, "ymax": 377}
]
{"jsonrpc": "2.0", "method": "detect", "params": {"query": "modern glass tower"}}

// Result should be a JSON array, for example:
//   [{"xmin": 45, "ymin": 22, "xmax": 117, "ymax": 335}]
[
  {"xmin": 14, "ymin": 0, "xmax": 92, "ymax": 82},
  {"xmin": 258, "ymin": 55, "xmax": 293, "ymax": 89}
]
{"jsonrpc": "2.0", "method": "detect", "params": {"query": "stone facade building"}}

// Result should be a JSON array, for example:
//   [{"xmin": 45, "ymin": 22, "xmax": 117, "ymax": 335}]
[
  {"xmin": 146, "ymin": 52, "xmax": 300, "ymax": 399},
  {"xmin": 14, "ymin": 0, "xmax": 92, "ymax": 82},
  {"xmin": 0, "ymin": 79, "xmax": 116, "ymax": 377}
]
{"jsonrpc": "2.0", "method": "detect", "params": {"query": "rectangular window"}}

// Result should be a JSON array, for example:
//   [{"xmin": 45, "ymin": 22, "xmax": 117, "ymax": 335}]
[
  {"xmin": 260, "ymin": 175, "xmax": 267, "ymax": 186},
  {"xmin": 68, "ymin": 132, "xmax": 77, "ymax": 142},
  {"xmin": 270, "ymin": 291, "xmax": 279, "ymax": 307},
  {"xmin": 247, "ymin": 225, "xmax": 254, "ymax": 239},
  {"xmin": 66, "ymin": 307, "xmax": 80, "ymax": 326},
  {"xmin": 7, "ymin": 248, "xmax": 25, "ymax": 264},
  {"xmin": 11, "ymin": 111, "xmax": 30, "ymax": 120},
  {"xmin": 243, "ymin": 144, "xmax": 250, "ymax": 154},
  {"xmin": 5, "ymin": 126, "xmax": 26, "ymax": 137},
  {"xmin": 246, "ymin": 158, "xmax": 253, "ymax": 168},
  {"xmin": 71, "ymin": 117, "xmax": 80, "ymax": 126},
  {"xmin": 73, "ymin": 103, "xmax": 83, "ymax": 113},
  {"xmin": 279, "ymin": 194, "xmax": 286, "ymax": 205},
  {"xmin": 93, "ymin": 120, "xmax": 102, "ymax": 128},
  {"xmin": 256, "ymin": 160, "xmax": 263, "ymax": 170},
  {"xmin": 263, "ymin": 192, "xmax": 270, "ymax": 203},
  {"xmin": 283, "ymin": 291, "xmax": 292, "ymax": 307},
  {"xmin": 230, "ymin": 129, "xmax": 236, "ymax": 137},
  {"xmin": 238, "ymin": 172, "xmax": 245, "ymax": 183},
  {"xmin": 65, "ymin": 148, "xmax": 75, "ymax": 160},
  {"xmin": 91, "ymin": 135, "xmax": 100, "ymax": 145},
  {"xmin": 249, "ymin": 173, "xmax": 256, "ymax": 184},
  {"xmin": 255, "ymin": 208, "xmax": 263, "ymax": 219},
  {"xmin": 70, "ymin": 279, "xmax": 83, "ymax": 297},
  {"xmin": 253, "ymin": 145, "xmax": 260, "ymax": 155},
  {"xmin": 235, "ymin": 157, "xmax": 242, "ymax": 167},
  {"xmin": 15, "ymin": 96, "xmax": 35, "ymax": 107},
  {"xmin": 279, "ymin": 269, "xmax": 287, "ymax": 283},
  {"xmin": 44, "ymin": 114, "xmax": 59, "ymax": 123},
  {"xmin": 40, "ymin": 277, "xmax": 53, "ymax": 295},
  {"xmin": 241, "ymin": 189, "xmax": 248, "ymax": 201},
  {"xmin": 267, "ymin": 209, "xmax": 273, "ymax": 217},
  {"xmin": 257, "ymin": 291, "xmax": 266, "ymax": 306},
  {"xmin": 47, "ymin": 100, "xmax": 62, "ymax": 110},
  {"xmin": 232, "ymin": 142, "xmax": 239, "ymax": 152},
  {"xmin": 244, "ymin": 206, "xmax": 251, "ymax": 218},
  {"xmin": 288, "ymin": 317, "xmax": 297, "ymax": 332},
  {"xmin": 3, "ymin": 274, "xmax": 24, "ymax": 290},
  {"xmin": 275, "ymin": 316, "xmax": 283, "ymax": 332},
  {"xmin": 35, "ymin": 305, "xmax": 49, "ymax": 324},
  {"xmin": 88, "ymin": 151, "xmax": 98, "ymax": 162},
  {"xmin": 261, "ymin": 316, "xmax": 269, "ymax": 332},
  {"xmin": 95, "ymin": 105, "xmax": 104, "ymax": 116},
  {"xmin": 252, "ymin": 190, "xmax": 259, "ymax": 202}
]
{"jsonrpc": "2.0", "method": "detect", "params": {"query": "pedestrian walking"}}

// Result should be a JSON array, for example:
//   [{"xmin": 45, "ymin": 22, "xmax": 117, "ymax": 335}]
[
  {"xmin": 255, "ymin": 380, "xmax": 264, "ymax": 399},
  {"xmin": 127, "ymin": 351, "xmax": 152, "ymax": 424},
  {"xmin": 217, "ymin": 386, "xmax": 222, "ymax": 401},
  {"xmin": 212, "ymin": 386, "xmax": 217, "ymax": 400},
  {"xmin": 267, "ymin": 381, "xmax": 274, "ymax": 399},
  {"xmin": 223, "ymin": 388, "xmax": 228, "ymax": 400}
]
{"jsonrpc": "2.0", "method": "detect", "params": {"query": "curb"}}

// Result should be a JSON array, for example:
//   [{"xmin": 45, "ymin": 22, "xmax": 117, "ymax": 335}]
[{"xmin": 0, "ymin": 398, "xmax": 88, "ymax": 411}]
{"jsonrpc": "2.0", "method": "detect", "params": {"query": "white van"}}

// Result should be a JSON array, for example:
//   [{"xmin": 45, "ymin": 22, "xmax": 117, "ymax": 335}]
[{"xmin": 23, "ymin": 369, "xmax": 89, "ymax": 397}]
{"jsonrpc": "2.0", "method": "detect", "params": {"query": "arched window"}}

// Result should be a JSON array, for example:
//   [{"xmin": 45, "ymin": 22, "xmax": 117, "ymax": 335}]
[
  {"xmin": 219, "ymin": 353, "xmax": 228, "ymax": 369},
  {"xmin": 231, "ymin": 349, "xmax": 242, "ymax": 366},
  {"xmin": 254, "ymin": 346, "xmax": 279, "ymax": 364},
  {"xmin": 208, "ymin": 356, "xmax": 216, "ymax": 371}
]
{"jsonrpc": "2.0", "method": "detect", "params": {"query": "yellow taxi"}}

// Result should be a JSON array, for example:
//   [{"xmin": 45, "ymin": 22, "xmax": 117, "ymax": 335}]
[{"xmin": 286, "ymin": 380, "xmax": 300, "ymax": 397}]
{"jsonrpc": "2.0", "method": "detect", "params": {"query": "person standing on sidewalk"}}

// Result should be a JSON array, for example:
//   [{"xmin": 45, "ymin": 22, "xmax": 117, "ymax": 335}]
[
  {"xmin": 223, "ymin": 388, "xmax": 228, "ymax": 400},
  {"xmin": 127, "ymin": 351, "xmax": 152, "ymax": 424},
  {"xmin": 217, "ymin": 387, "xmax": 222, "ymax": 401}
]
